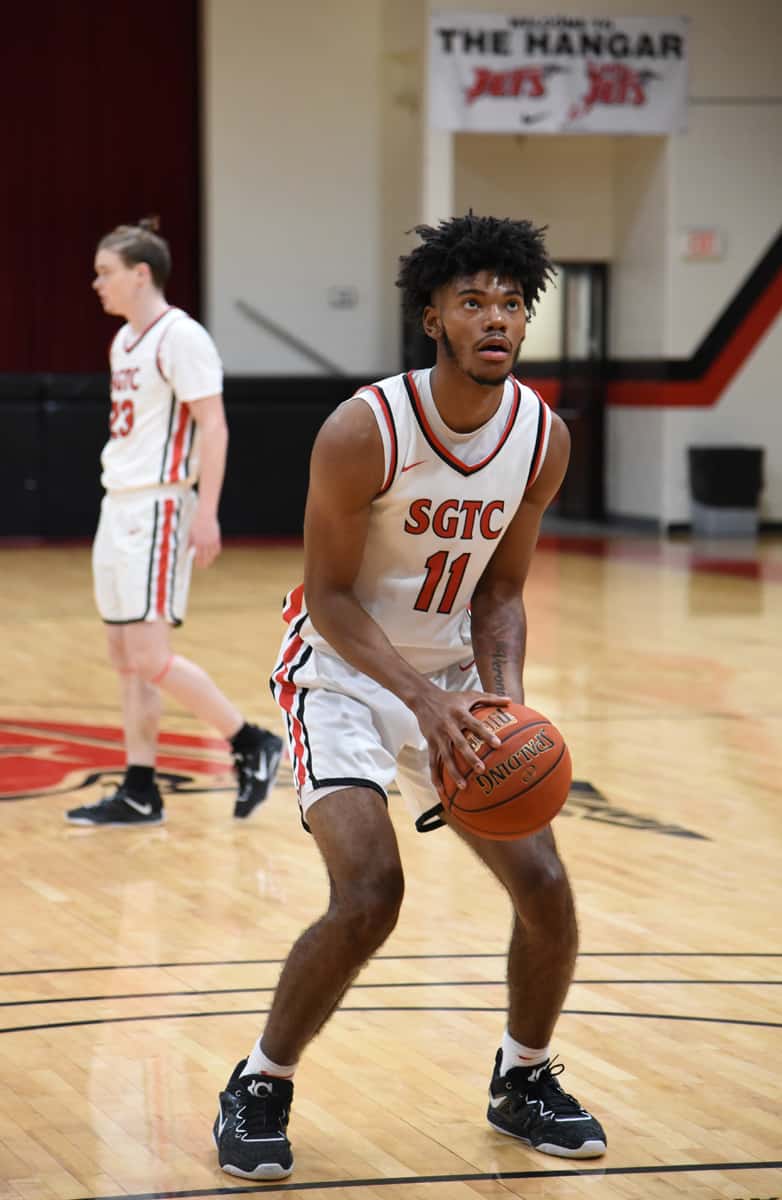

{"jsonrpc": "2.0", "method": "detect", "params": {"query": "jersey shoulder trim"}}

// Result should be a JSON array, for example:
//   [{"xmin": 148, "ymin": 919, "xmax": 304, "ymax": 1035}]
[
  {"xmin": 354, "ymin": 382, "xmax": 399, "ymax": 496},
  {"xmin": 524, "ymin": 389, "xmax": 553, "ymax": 491},
  {"xmin": 403, "ymin": 370, "xmax": 521, "ymax": 477}
]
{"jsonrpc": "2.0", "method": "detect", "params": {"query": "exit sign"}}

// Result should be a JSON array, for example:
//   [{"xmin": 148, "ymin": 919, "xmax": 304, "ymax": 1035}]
[{"xmin": 680, "ymin": 228, "xmax": 725, "ymax": 261}]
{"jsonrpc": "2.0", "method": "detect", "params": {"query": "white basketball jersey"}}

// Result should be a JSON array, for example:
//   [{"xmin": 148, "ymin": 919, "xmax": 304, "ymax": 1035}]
[
  {"xmin": 291, "ymin": 368, "xmax": 552, "ymax": 673},
  {"xmin": 100, "ymin": 307, "xmax": 222, "ymax": 492}
]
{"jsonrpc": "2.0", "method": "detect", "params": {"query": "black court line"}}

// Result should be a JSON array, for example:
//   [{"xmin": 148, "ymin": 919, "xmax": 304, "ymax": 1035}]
[
  {"xmin": 67, "ymin": 1159, "xmax": 782, "ymax": 1200},
  {"xmin": 2, "ymin": 1006, "xmax": 780, "ymax": 1036},
  {"xmin": 2, "ymin": 951, "xmax": 780, "ymax": 977},
  {"xmin": 2, "ymin": 978, "xmax": 780, "ymax": 1009}
]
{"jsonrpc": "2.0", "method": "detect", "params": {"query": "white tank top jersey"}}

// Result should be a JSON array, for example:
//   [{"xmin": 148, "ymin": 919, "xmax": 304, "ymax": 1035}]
[
  {"xmin": 100, "ymin": 307, "xmax": 223, "ymax": 492},
  {"xmin": 288, "ymin": 368, "xmax": 552, "ymax": 674}
]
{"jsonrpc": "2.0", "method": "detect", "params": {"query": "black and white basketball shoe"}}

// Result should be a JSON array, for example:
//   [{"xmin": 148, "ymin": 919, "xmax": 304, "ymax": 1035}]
[
  {"xmin": 232, "ymin": 729, "xmax": 283, "ymax": 819},
  {"xmin": 214, "ymin": 1059, "xmax": 294, "ymax": 1180},
  {"xmin": 65, "ymin": 784, "xmax": 164, "ymax": 826},
  {"xmin": 487, "ymin": 1052, "xmax": 606, "ymax": 1158}
]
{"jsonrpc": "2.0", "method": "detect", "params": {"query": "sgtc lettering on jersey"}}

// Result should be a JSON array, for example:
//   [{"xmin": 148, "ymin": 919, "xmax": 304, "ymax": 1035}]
[
  {"xmin": 404, "ymin": 498, "xmax": 505, "ymax": 539},
  {"xmin": 111, "ymin": 367, "xmax": 140, "ymax": 392}
]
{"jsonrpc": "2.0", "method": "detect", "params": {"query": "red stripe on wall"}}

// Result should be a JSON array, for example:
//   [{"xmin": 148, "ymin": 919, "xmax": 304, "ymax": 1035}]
[
  {"xmin": 608, "ymin": 266, "xmax": 782, "ymax": 408},
  {"xmin": 521, "ymin": 378, "xmax": 561, "ymax": 409}
]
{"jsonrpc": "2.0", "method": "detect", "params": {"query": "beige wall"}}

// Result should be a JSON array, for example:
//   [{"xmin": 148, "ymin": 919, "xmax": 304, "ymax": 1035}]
[
  {"xmin": 379, "ymin": 0, "xmax": 426, "ymax": 370},
  {"xmin": 203, "ymin": 0, "xmax": 782, "ymax": 520},
  {"xmin": 663, "ymin": 321, "xmax": 782, "ymax": 524},
  {"xmin": 611, "ymin": 138, "xmax": 668, "ymax": 358},
  {"xmin": 454, "ymin": 134, "xmax": 616, "ymax": 261},
  {"xmin": 667, "ymin": 103, "xmax": 782, "ymax": 356},
  {"xmin": 204, "ymin": 0, "xmax": 385, "ymax": 375}
]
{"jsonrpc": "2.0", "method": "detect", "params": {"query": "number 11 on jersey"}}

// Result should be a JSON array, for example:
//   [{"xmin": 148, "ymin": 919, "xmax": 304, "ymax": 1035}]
[{"xmin": 414, "ymin": 551, "xmax": 470, "ymax": 614}]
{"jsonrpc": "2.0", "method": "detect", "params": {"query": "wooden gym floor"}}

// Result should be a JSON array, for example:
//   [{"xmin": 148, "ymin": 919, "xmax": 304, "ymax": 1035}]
[{"xmin": 1, "ymin": 534, "xmax": 780, "ymax": 1200}]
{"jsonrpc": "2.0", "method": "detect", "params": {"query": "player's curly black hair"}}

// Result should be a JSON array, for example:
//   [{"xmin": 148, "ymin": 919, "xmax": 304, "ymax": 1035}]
[{"xmin": 396, "ymin": 213, "xmax": 554, "ymax": 323}]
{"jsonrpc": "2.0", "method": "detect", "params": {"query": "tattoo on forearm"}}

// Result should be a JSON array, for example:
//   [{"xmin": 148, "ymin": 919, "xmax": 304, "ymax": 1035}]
[{"xmin": 491, "ymin": 643, "xmax": 509, "ymax": 693}]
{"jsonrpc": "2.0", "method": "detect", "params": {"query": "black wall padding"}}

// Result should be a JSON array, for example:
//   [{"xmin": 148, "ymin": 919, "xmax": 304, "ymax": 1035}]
[
  {"xmin": 0, "ymin": 375, "xmax": 45, "ymax": 537},
  {"xmin": 0, "ymin": 374, "xmax": 369, "ymax": 538}
]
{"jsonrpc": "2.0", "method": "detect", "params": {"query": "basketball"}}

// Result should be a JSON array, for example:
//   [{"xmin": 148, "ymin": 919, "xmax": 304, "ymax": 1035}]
[{"xmin": 438, "ymin": 702, "xmax": 572, "ymax": 840}]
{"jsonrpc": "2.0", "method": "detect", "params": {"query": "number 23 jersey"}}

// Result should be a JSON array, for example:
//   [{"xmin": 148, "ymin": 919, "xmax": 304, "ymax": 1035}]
[
  {"xmin": 100, "ymin": 307, "xmax": 223, "ymax": 493},
  {"xmin": 296, "ymin": 367, "xmax": 552, "ymax": 674}
]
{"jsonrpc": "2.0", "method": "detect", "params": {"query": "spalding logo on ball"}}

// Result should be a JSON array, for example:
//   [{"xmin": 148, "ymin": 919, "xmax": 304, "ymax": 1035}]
[{"xmin": 438, "ymin": 702, "xmax": 572, "ymax": 840}]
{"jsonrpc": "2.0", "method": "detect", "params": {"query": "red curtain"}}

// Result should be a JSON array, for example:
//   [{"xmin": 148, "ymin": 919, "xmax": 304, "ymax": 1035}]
[{"xmin": 1, "ymin": 3, "xmax": 199, "ymax": 371}]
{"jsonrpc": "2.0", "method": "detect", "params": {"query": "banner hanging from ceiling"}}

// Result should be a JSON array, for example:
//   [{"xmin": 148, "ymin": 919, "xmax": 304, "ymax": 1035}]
[{"xmin": 429, "ymin": 12, "xmax": 688, "ymax": 134}]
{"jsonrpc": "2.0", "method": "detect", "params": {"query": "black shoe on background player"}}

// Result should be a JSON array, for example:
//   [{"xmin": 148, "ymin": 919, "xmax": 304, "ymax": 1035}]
[
  {"xmin": 214, "ymin": 1059, "xmax": 294, "ymax": 1180},
  {"xmin": 65, "ymin": 783, "xmax": 164, "ymax": 827},
  {"xmin": 487, "ymin": 1052, "xmax": 606, "ymax": 1158},
  {"xmin": 232, "ymin": 728, "xmax": 283, "ymax": 819}
]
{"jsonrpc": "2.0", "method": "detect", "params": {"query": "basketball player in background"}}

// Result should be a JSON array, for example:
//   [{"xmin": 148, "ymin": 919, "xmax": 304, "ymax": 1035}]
[
  {"xmin": 66, "ymin": 220, "xmax": 282, "ymax": 827},
  {"xmin": 213, "ymin": 214, "xmax": 606, "ymax": 1180}
]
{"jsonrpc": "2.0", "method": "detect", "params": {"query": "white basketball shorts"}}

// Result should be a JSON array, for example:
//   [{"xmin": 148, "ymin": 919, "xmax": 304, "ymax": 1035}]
[
  {"xmin": 92, "ymin": 486, "xmax": 197, "ymax": 625},
  {"xmin": 271, "ymin": 620, "xmax": 481, "ymax": 830}
]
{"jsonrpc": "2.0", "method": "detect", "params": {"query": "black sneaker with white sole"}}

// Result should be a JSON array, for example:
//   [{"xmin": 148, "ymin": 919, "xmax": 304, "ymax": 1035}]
[
  {"xmin": 232, "ymin": 729, "xmax": 283, "ymax": 819},
  {"xmin": 65, "ymin": 784, "xmax": 164, "ymax": 827},
  {"xmin": 487, "ymin": 1052, "xmax": 606, "ymax": 1158},
  {"xmin": 213, "ymin": 1059, "xmax": 293, "ymax": 1180}
]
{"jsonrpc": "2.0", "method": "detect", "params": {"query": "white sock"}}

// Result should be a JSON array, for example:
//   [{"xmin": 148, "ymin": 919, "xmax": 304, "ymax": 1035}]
[
  {"xmin": 241, "ymin": 1038, "xmax": 297, "ymax": 1079},
  {"xmin": 500, "ymin": 1030, "xmax": 550, "ymax": 1076}
]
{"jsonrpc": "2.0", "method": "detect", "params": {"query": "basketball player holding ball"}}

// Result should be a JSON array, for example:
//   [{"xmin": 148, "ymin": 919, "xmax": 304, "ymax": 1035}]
[
  {"xmin": 214, "ymin": 215, "xmax": 606, "ymax": 1180},
  {"xmin": 66, "ymin": 220, "xmax": 282, "ymax": 827}
]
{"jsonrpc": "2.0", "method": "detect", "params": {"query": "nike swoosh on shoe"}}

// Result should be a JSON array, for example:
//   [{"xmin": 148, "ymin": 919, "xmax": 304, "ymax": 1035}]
[{"xmin": 123, "ymin": 797, "xmax": 155, "ymax": 816}]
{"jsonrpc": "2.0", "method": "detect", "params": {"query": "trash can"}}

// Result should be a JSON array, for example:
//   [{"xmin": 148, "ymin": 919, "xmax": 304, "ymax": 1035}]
[{"xmin": 687, "ymin": 445, "xmax": 764, "ymax": 537}]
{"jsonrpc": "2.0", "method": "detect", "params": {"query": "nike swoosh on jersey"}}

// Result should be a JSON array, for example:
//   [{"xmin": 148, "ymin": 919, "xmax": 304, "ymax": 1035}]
[{"xmin": 401, "ymin": 459, "xmax": 427, "ymax": 472}]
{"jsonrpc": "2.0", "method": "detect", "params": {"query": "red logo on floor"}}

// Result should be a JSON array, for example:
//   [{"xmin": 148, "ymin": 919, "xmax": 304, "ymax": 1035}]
[{"xmin": 0, "ymin": 719, "xmax": 238, "ymax": 800}]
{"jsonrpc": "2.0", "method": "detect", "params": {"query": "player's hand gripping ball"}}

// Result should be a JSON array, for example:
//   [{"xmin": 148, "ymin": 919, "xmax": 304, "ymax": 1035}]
[{"xmin": 438, "ymin": 702, "xmax": 572, "ymax": 839}]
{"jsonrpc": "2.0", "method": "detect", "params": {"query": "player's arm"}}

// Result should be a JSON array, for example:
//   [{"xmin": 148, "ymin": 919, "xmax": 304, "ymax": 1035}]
[
  {"xmin": 470, "ymin": 411, "xmax": 570, "ymax": 703},
  {"xmin": 187, "ymin": 393, "xmax": 228, "ymax": 568},
  {"xmin": 304, "ymin": 400, "xmax": 507, "ymax": 785}
]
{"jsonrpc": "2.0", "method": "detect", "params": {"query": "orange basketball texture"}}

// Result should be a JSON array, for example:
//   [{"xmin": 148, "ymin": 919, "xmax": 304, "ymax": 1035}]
[{"xmin": 438, "ymin": 702, "xmax": 572, "ymax": 840}]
